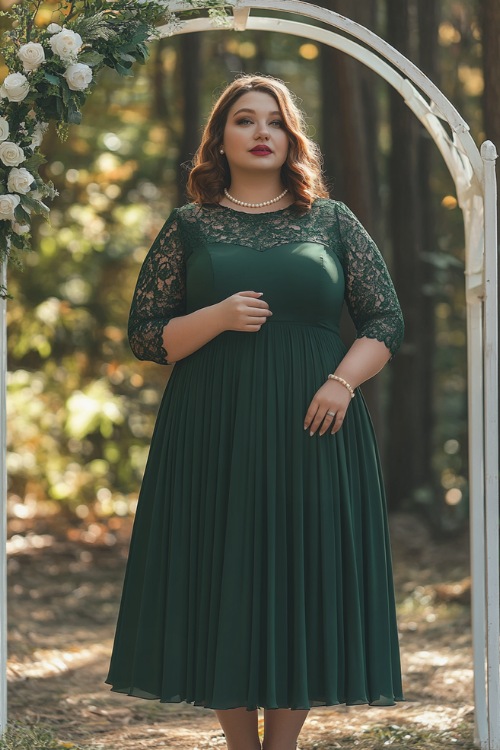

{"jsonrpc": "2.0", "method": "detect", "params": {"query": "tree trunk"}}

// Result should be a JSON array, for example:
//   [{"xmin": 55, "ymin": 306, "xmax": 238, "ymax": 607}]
[
  {"xmin": 416, "ymin": 0, "xmax": 438, "ymax": 514},
  {"xmin": 386, "ymin": 0, "xmax": 427, "ymax": 510},
  {"xmin": 176, "ymin": 34, "xmax": 201, "ymax": 204},
  {"xmin": 151, "ymin": 38, "xmax": 170, "ymax": 121},
  {"xmin": 318, "ymin": 0, "xmax": 383, "ymax": 432},
  {"xmin": 318, "ymin": 0, "xmax": 376, "ymax": 222}
]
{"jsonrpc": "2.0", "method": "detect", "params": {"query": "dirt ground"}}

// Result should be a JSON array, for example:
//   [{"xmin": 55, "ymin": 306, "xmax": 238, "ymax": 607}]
[{"xmin": 6, "ymin": 510, "xmax": 475, "ymax": 749}]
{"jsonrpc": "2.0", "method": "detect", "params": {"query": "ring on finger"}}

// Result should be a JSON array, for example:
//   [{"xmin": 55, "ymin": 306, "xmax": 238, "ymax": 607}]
[{"xmin": 326, "ymin": 410, "xmax": 336, "ymax": 418}]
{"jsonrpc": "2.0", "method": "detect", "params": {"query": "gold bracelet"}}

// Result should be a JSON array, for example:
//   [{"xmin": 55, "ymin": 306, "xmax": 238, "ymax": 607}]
[{"xmin": 327, "ymin": 373, "xmax": 355, "ymax": 399}]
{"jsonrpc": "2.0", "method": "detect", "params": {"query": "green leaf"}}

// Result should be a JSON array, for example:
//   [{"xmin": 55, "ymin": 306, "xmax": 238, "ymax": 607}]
[
  {"xmin": 20, "ymin": 194, "xmax": 50, "ymax": 217},
  {"xmin": 114, "ymin": 62, "xmax": 135, "ymax": 77},
  {"xmin": 93, "ymin": 26, "xmax": 119, "ymax": 42},
  {"xmin": 44, "ymin": 72, "xmax": 60, "ymax": 85},
  {"xmin": 8, "ymin": 231, "xmax": 25, "ymax": 250},
  {"xmin": 61, "ymin": 81, "xmax": 71, "ymax": 106},
  {"xmin": 129, "ymin": 26, "xmax": 150, "ymax": 45},
  {"xmin": 72, "ymin": 90, "xmax": 87, "ymax": 106},
  {"xmin": 67, "ymin": 109, "xmax": 82, "ymax": 125},
  {"xmin": 23, "ymin": 152, "xmax": 47, "ymax": 171},
  {"xmin": 78, "ymin": 50, "xmax": 106, "ymax": 66},
  {"xmin": 135, "ymin": 43, "xmax": 150, "ymax": 62},
  {"xmin": 13, "ymin": 203, "xmax": 31, "ymax": 223},
  {"xmin": 40, "ymin": 100, "xmax": 60, "ymax": 120}
]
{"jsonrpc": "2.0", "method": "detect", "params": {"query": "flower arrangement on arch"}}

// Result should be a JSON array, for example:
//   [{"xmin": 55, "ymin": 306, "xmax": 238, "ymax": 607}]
[{"xmin": 0, "ymin": 0, "xmax": 231, "ymax": 297}]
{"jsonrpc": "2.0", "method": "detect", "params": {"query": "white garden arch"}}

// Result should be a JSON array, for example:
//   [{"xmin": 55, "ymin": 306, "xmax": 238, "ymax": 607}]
[{"xmin": 0, "ymin": 0, "xmax": 498, "ymax": 745}]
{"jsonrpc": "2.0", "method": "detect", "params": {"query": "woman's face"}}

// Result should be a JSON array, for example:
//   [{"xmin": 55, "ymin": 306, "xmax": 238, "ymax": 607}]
[{"xmin": 221, "ymin": 90, "xmax": 290, "ymax": 176}]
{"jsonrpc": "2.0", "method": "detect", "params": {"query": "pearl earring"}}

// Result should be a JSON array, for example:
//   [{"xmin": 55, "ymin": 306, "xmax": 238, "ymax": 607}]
[{"xmin": 220, "ymin": 148, "xmax": 224, "ymax": 154}]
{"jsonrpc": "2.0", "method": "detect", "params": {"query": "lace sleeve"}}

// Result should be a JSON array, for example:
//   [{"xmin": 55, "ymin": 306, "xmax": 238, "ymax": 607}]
[
  {"xmin": 335, "ymin": 201, "xmax": 404, "ymax": 358},
  {"xmin": 128, "ymin": 208, "xmax": 186, "ymax": 365}
]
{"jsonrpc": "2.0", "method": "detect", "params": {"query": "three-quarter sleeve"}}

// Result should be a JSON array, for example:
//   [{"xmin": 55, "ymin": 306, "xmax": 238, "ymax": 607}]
[
  {"xmin": 128, "ymin": 207, "xmax": 186, "ymax": 365},
  {"xmin": 335, "ymin": 200, "xmax": 404, "ymax": 358}
]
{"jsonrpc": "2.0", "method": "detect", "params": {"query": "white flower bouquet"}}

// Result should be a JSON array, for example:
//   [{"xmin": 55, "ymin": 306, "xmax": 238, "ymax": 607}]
[{"xmin": 0, "ymin": 0, "xmax": 230, "ymax": 297}]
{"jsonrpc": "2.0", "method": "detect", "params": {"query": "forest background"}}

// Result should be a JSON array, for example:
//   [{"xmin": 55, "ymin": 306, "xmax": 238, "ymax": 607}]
[
  {"xmin": 2, "ymin": 0, "xmax": 499, "ymax": 533},
  {"xmin": 0, "ymin": 0, "xmax": 499, "ymax": 747}
]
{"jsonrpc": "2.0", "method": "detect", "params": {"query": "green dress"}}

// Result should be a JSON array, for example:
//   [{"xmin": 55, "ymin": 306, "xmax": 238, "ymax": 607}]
[{"xmin": 105, "ymin": 197, "xmax": 405, "ymax": 711}]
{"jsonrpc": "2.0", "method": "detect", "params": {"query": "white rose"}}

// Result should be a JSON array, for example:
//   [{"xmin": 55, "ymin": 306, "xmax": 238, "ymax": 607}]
[
  {"xmin": 49, "ymin": 29, "xmax": 83, "ymax": 62},
  {"xmin": 0, "ymin": 72, "xmax": 30, "ymax": 102},
  {"xmin": 18, "ymin": 42, "xmax": 46, "ymax": 72},
  {"xmin": 0, "ymin": 141, "xmax": 26, "ymax": 167},
  {"xmin": 63, "ymin": 63, "xmax": 92, "ymax": 91},
  {"xmin": 47, "ymin": 23, "xmax": 63, "ymax": 34},
  {"xmin": 0, "ymin": 117, "xmax": 9, "ymax": 142},
  {"xmin": 7, "ymin": 167, "xmax": 35, "ymax": 195},
  {"xmin": 12, "ymin": 220, "xmax": 30, "ymax": 235},
  {"xmin": 0, "ymin": 194, "xmax": 21, "ymax": 220}
]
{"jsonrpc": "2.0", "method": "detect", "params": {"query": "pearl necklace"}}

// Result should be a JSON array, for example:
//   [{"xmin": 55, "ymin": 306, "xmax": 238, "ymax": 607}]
[{"xmin": 223, "ymin": 186, "xmax": 289, "ymax": 208}]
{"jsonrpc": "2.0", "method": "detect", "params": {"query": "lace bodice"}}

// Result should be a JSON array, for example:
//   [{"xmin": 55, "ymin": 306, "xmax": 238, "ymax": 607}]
[{"xmin": 128, "ymin": 198, "xmax": 404, "ymax": 364}]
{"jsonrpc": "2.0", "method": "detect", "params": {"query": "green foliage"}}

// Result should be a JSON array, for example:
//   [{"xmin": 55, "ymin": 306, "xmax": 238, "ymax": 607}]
[
  {"xmin": 0, "ymin": 721, "xmax": 88, "ymax": 750},
  {"xmin": 0, "ymin": 0, "xmax": 175, "ymax": 294},
  {"xmin": 355, "ymin": 722, "xmax": 476, "ymax": 749}
]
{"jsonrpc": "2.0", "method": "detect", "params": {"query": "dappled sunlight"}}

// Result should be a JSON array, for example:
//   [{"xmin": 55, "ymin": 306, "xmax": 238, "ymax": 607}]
[
  {"xmin": 458, "ymin": 65, "xmax": 484, "ymax": 96},
  {"xmin": 7, "ymin": 532, "xmax": 54, "ymax": 554},
  {"xmin": 8, "ymin": 643, "xmax": 110, "ymax": 682},
  {"xmin": 409, "ymin": 705, "xmax": 473, "ymax": 731}
]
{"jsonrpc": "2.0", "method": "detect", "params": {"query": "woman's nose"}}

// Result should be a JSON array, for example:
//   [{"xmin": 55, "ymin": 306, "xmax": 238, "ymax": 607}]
[{"xmin": 255, "ymin": 122, "xmax": 270, "ymax": 137}]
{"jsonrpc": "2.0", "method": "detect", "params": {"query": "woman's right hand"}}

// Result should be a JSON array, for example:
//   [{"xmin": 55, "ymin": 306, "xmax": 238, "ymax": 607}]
[{"xmin": 216, "ymin": 291, "xmax": 273, "ymax": 332}]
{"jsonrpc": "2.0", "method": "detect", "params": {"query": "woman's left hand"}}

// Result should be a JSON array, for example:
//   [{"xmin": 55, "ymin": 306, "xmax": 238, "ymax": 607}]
[{"xmin": 304, "ymin": 379, "xmax": 353, "ymax": 436}]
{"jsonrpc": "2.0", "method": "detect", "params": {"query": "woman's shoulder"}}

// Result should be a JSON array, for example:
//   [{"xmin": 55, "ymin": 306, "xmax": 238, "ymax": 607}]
[
  {"xmin": 177, "ymin": 202, "xmax": 205, "ymax": 217},
  {"xmin": 313, "ymin": 197, "xmax": 350, "ymax": 214},
  {"xmin": 315, "ymin": 199, "xmax": 368, "ymax": 233},
  {"xmin": 177, "ymin": 202, "xmax": 201, "ymax": 212},
  {"xmin": 310, "ymin": 198, "xmax": 349, "ymax": 230}
]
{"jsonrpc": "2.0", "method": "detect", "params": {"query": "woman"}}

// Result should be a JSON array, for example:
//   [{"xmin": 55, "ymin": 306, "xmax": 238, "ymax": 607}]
[{"xmin": 106, "ymin": 73, "xmax": 405, "ymax": 750}]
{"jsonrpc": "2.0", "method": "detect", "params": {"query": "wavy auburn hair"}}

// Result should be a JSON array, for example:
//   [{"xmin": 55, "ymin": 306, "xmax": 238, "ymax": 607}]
[{"xmin": 186, "ymin": 74, "xmax": 330, "ymax": 214}]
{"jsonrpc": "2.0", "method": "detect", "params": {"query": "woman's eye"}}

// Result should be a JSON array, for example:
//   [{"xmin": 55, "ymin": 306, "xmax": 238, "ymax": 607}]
[{"xmin": 236, "ymin": 118, "xmax": 284, "ymax": 127}]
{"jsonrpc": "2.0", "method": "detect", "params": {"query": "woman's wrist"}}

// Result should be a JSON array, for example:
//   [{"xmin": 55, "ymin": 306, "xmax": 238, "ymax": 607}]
[
  {"xmin": 327, "ymin": 373, "xmax": 355, "ymax": 398},
  {"xmin": 208, "ymin": 301, "xmax": 228, "ymax": 335}
]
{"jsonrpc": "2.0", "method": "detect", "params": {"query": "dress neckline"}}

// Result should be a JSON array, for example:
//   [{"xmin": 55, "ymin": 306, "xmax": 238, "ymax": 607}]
[{"xmin": 214, "ymin": 202, "xmax": 296, "ymax": 216}]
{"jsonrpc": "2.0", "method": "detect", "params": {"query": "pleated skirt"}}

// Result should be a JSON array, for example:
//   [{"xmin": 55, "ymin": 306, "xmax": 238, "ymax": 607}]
[{"xmin": 105, "ymin": 321, "xmax": 404, "ymax": 710}]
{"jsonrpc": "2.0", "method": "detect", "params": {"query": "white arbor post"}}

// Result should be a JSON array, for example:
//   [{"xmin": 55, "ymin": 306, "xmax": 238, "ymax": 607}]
[{"xmin": 481, "ymin": 140, "xmax": 499, "ymax": 750}]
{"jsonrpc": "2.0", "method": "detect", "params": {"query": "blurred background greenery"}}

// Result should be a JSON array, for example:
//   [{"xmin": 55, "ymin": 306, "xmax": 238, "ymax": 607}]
[{"xmin": 1, "ymin": 0, "xmax": 498, "ymax": 540}]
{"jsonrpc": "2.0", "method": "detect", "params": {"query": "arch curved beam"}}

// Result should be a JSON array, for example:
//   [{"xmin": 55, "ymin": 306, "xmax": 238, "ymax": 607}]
[{"xmin": 165, "ymin": 16, "xmax": 477, "ymax": 187}]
